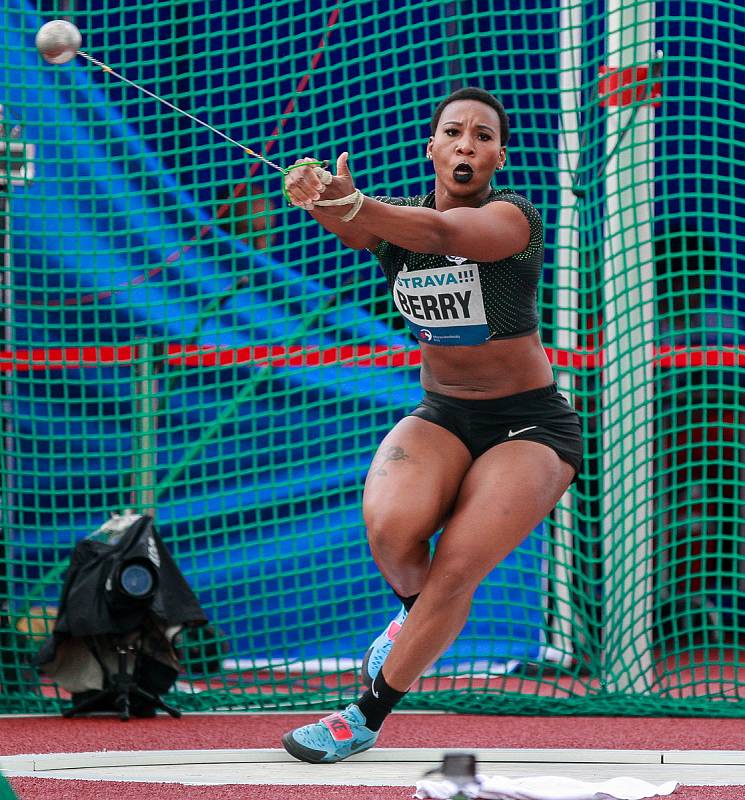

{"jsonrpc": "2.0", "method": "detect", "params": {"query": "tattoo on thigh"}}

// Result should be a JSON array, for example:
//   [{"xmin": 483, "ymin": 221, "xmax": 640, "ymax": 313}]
[{"xmin": 372, "ymin": 445, "xmax": 409, "ymax": 476}]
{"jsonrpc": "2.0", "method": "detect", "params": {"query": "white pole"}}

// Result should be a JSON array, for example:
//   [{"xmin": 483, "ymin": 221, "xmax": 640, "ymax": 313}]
[
  {"xmin": 0, "ymin": 115, "xmax": 35, "ymax": 609},
  {"xmin": 550, "ymin": 0, "xmax": 584, "ymax": 667},
  {"xmin": 131, "ymin": 340, "xmax": 159, "ymax": 518},
  {"xmin": 601, "ymin": 0, "xmax": 657, "ymax": 693}
]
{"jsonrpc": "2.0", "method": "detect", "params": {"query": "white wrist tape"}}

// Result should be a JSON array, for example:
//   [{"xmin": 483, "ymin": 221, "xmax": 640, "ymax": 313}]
[
  {"xmin": 312, "ymin": 166, "xmax": 334, "ymax": 187},
  {"xmin": 314, "ymin": 188, "xmax": 365, "ymax": 222}
]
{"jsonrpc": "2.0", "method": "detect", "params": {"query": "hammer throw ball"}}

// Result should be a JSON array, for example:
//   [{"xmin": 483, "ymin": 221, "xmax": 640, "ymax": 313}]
[{"xmin": 36, "ymin": 19, "xmax": 82, "ymax": 65}]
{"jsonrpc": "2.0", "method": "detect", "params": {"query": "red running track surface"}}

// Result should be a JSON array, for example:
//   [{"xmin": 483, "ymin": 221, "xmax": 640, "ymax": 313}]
[
  {"xmin": 4, "ymin": 714, "xmax": 745, "ymax": 800},
  {"xmin": 8, "ymin": 780, "xmax": 745, "ymax": 800},
  {"xmin": 4, "ymin": 713, "xmax": 745, "ymax": 754}
]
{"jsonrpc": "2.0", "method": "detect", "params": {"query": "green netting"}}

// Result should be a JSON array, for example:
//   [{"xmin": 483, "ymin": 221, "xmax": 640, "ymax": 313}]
[
  {"xmin": 0, "ymin": 774, "xmax": 18, "ymax": 800},
  {"xmin": 1, "ymin": 0, "xmax": 744, "ymax": 718}
]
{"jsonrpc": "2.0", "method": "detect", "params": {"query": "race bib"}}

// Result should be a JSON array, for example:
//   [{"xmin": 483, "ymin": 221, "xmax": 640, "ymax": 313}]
[{"xmin": 393, "ymin": 262, "xmax": 490, "ymax": 345}]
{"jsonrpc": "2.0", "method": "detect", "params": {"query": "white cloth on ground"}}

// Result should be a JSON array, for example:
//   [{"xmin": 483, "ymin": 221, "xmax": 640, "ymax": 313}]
[{"xmin": 413, "ymin": 773, "xmax": 679, "ymax": 800}]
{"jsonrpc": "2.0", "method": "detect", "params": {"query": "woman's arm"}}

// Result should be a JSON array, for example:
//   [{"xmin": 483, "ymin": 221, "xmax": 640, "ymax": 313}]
[
  {"xmin": 284, "ymin": 154, "xmax": 529, "ymax": 262},
  {"xmin": 350, "ymin": 198, "xmax": 529, "ymax": 262},
  {"xmin": 285, "ymin": 155, "xmax": 381, "ymax": 251}
]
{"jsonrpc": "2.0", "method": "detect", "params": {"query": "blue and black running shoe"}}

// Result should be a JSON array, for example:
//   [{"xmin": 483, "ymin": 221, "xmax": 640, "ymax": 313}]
[
  {"xmin": 360, "ymin": 604, "xmax": 407, "ymax": 688},
  {"xmin": 281, "ymin": 704, "xmax": 379, "ymax": 763}
]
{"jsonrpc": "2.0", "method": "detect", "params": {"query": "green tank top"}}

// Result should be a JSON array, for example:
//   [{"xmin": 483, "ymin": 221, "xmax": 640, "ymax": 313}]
[{"xmin": 372, "ymin": 188, "xmax": 544, "ymax": 346}]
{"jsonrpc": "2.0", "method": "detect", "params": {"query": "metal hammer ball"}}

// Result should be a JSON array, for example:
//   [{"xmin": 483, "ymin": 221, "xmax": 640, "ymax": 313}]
[{"xmin": 36, "ymin": 20, "xmax": 82, "ymax": 65}]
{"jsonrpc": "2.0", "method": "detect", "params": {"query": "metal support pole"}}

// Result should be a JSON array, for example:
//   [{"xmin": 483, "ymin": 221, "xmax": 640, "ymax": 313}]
[
  {"xmin": 1, "ymin": 191, "xmax": 11, "ymax": 611},
  {"xmin": 0, "ymin": 111, "xmax": 35, "ymax": 612},
  {"xmin": 601, "ymin": 0, "xmax": 657, "ymax": 693},
  {"xmin": 550, "ymin": 0, "xmax": 584, "ymax": 667},
  {"xmin": 130, "ymin": 340, "xmax": 162, "ymax": 518}
]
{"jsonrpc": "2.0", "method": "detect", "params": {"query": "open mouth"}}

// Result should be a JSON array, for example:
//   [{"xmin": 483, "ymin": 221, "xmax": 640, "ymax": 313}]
[{"xmin": 452, "ymin": 162, "xmax": 474, "ymax": 184}]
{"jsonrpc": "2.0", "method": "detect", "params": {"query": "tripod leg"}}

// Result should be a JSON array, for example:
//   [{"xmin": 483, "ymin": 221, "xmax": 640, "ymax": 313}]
[
  {"xmin": 130, "ymin": 685, "xmax": 181, "ymax": 718},
  {"xmin": 152, "ymin": 696, "xmax": 181, "ymax": 719},
  {"xmin": 114, "ymin": 647, "xmax": 134, "ymax": 721},
  {"xmin": 63, "ymin": 688, "xmax": 116, "ymax": 718},
  {"xmin": 117, "ymin": 688, "xmax": 131, "ymax": 722}
]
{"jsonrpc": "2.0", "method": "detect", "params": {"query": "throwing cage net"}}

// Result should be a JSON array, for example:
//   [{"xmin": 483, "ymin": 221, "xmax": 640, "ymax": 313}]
[
  {"xmin": 0, "ymin": 774, "xmax": 18, "ymax": 799},
  {"xmin": 1, "ymin": 0, "xmax": 743, "ymax": 715}
]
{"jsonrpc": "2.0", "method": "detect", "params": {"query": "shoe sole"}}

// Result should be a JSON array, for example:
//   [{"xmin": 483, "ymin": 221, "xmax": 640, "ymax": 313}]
[
  {"xmin": 282, "ymin": 732, "xmax": 376, "ymax": 764},
  {"xmin": 281, "ymin": 732, "xmax": 328, "ymax": 764}
]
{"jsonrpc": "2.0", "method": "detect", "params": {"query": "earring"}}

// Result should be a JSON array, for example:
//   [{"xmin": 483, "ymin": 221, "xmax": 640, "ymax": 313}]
[{"xmin": 427, "ymin": 153, "xmax": 432, "ymax": 160}]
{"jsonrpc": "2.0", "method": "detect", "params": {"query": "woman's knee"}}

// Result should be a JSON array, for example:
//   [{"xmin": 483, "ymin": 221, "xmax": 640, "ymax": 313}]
[{"xmin": 363, "ymin": 505, "xmax": 431, "ymax": 557}]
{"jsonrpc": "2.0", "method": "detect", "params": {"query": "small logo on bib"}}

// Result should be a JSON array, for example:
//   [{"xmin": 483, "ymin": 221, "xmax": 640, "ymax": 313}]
[{"xmin": 446, "ymin": 254, "xmax": 468, "ymax": 265}]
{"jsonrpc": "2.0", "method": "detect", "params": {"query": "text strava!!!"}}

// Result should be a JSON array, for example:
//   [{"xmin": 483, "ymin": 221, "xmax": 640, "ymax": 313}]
[{"xmin": 392, "ymin": 261, "xmax": 490, "ymax": 345}]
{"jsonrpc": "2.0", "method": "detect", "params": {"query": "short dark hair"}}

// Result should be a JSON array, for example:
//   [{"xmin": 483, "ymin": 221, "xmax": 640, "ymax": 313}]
[{"xmin": 430, "ymin": 87, "xmax": 510, "ymax": 145}]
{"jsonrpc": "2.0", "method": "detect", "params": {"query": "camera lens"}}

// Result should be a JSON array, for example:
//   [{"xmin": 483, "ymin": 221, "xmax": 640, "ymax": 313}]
[{"xmin": 119, "ymin": 563, "xmax": 155, "ymax": 599}]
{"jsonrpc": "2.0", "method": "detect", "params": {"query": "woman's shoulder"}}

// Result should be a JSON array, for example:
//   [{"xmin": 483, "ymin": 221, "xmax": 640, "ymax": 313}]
[
  {"xmin": 486, "ymin": 188, "xmax": 543, "ymax": 233},
  {"xmin": 483, "ymin": 189, "xmax": 544, "ymax": 265}
]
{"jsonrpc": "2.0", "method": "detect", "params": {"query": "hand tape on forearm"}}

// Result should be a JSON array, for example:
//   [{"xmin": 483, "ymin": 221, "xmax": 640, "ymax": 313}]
[{"xmin": 314, "ymin": 188, "xmax": 365, "ymax": 222}]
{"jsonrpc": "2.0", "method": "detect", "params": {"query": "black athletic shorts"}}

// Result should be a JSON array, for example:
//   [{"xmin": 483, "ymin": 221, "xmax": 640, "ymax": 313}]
[{"xmin": 408, "ymin": 383, "xmax": 583, "ymax": 480}]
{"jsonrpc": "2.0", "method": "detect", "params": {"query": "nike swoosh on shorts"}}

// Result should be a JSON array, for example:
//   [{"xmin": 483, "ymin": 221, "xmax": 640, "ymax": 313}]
[{"xmin": 507, "ymin": 425, "xmax": 538, "ymax": 437}]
